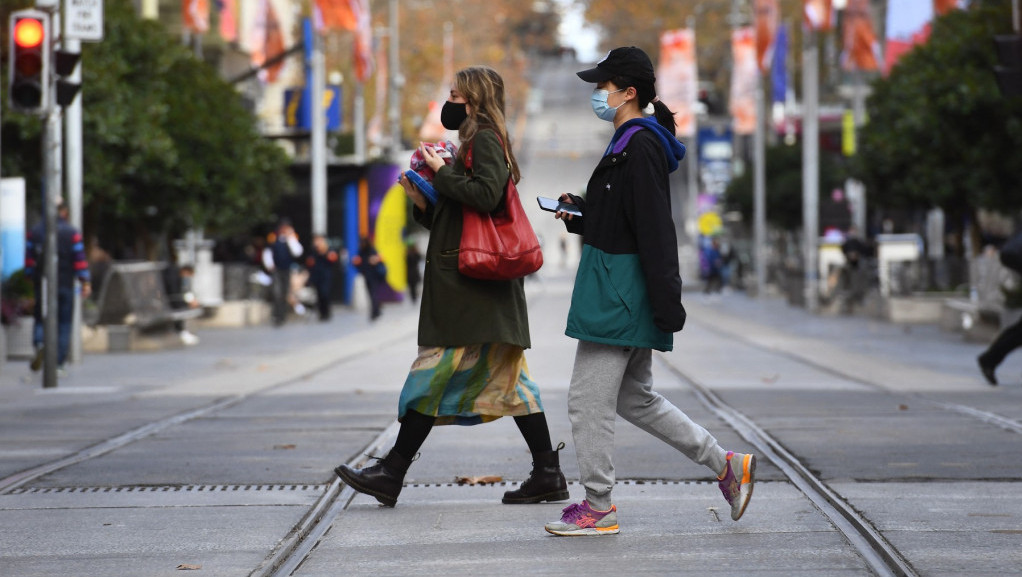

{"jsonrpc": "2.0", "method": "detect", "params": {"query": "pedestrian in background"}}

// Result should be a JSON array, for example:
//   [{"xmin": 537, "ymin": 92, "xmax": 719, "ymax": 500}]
[
  {"xmin": 335, "ymin": 66, "xmax": 567, "ymax": 509},
  {"xmin": 978, "ymin": 231, "xmax": 1022, "ymax": 386},
  {"xmin": 262, "ymin": 220, "xmax": 303, "ymax": 327},
  {"xmin": 25, "ymin": 200, "xmax": 91, "ymax": 373},
  {"xmin": 306, "ymin": 234, "xmax": 338, "ymax": 322},
  {"xmin": 405, "ymin": 240, "xmax": 422, "ymax": 304},
  {"xmin": 164, "ymin": 261, "xmax": 200, "ymax": 345},
  {"xmin": 545, "ymin": 47, "xmax": 756, "ymax": 536},
  {"xmin": 351, "ymin": 236, "xmax": 386, "ymax": 321}
]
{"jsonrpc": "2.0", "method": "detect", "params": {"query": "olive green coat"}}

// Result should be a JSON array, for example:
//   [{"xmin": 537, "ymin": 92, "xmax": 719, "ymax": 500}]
[{"xmin": 412, "ymin": 129, "xmax": 531, "ymax": 349}]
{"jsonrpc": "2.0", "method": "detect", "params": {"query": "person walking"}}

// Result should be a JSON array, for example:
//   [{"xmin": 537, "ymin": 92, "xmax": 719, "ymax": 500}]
[
  {"xmin": 305, "ymin": 234, "xmax": 339, "ymax": 322},
  {"xmin": 262, "ymin": 220, "xmax": 303, "ymax": 326},
  {"xmin": 25, "ymin": 200, "xmax": 91, "ymax": 373},
  {"xmin": 978, "ymin": 231, "xmax": 1022, "ymax": 386},
  {"xmin": 543, "ymin": 47, "xmax": 756, "ymax": 536},
  {"xmin": 351, "ymin": 236, "xmax": 386, "ymax": 321},
  {"xmin": 405, "ymin": 240, "xmax": 422, "ymax": 304},
  {"xmin": 334, "ymin": 65, "xmax": 567, "ymax": 508}
]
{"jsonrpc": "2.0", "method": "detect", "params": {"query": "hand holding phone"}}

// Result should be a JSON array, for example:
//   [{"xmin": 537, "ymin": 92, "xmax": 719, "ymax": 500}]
[{"xmin": 537, "ymin": 196, "xmax": 582, "ymax": 217}]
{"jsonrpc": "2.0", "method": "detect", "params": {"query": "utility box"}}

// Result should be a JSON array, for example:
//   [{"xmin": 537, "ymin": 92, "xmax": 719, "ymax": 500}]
[{"xmin": 876, "ymin": 233, "xmax": 923, "ymax": 297}]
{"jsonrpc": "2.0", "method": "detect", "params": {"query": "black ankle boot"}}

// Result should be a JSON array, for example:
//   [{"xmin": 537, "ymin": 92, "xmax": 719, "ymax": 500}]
[
  {"xmin": 335, "ymin": 450, "xmax": 412, "ymax": 507},
  {"xmin": 502, "ymin": 442, "xmax": 569, "ymax": 504}
]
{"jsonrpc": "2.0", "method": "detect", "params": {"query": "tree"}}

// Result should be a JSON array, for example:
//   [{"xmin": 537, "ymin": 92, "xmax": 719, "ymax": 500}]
[
  {"xmin": 723, "ymin": 142, "xmax": 846, "ymax": 231},
  {"xmin": 849, "ymin": 0, "xmax": 1022, "ymax": 250},
  {"xmin": 1, "ymin": 0, "xmax": 293, "ymax": 257}
]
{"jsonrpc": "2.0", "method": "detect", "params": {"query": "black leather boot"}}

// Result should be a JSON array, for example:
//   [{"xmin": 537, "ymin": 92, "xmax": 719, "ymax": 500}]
[
  {"xmin": 335, "ymin": 450, "xmax": 412, "ymax": 507},
  {"xmin": 502, "ymin": 442, "xmax": 569, "ymax": 504}
]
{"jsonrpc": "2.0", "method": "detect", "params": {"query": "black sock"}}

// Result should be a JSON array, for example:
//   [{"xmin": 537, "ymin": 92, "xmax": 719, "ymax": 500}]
[
  {"xmin": 393, "ymin": 410, "xmax": 435, "ymax": 461},
  {"xmin": 514, "ymin": 412, "xmax": 553, "ymax": 456}
]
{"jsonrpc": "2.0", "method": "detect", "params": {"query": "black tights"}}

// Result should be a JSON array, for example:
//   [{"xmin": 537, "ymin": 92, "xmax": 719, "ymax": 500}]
[{"xmin": 391, "ymin": 410, "xmax": 553, "ymax": 462}]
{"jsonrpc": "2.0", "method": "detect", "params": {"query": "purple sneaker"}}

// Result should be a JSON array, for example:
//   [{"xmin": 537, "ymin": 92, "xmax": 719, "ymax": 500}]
[
  {"xmin": 544, "ymin": 500, "xmax": 619, "ymax": 536},
  {"xmin": 718, "ymin": 451, "xmax": 756, "ymax": 521}
]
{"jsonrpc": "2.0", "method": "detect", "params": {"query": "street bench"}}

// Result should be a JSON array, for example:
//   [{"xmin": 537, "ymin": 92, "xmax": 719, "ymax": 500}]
[{"xmin": 86, "ymin": 262, "xmax": 203, "ymax": 352}]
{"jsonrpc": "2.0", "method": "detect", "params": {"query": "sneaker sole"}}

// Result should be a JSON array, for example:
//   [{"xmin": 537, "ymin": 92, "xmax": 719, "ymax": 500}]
[
  {"xmin": 545, "ymin": 525, "xmax": 620, "ymax": 536},
  {"xmin": 732, "ymin": 454, "xmax": 757, "ymax": 521},
  {"xmin": 334, "ymin": 466, "xmax": 398, "ymax": 507},
  {"xmin": 502, "ymin": 489, "xmax": 570, "ymax": 504}
]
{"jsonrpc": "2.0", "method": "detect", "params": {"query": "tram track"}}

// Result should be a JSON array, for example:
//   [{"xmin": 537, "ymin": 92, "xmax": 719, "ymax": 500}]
[
  {"xmin": 688, "ymin": 314, "xmax": 1022, "ymax": 436},
  {"xmin": 0, "ymin": 319, "xmax": 418, "ymax": 496},
  {"xmin": 656, "ymin": 355, "xmax": 918, "ymax": 577}
]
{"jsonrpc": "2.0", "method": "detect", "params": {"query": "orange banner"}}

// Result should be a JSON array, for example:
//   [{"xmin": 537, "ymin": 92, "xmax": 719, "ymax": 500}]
[
  {"xmin": 755, "ymin": 0, "xmax": 778, "ymax": 73},
  {"xmin": 934, "ymin": 0, "xmax": 959, "ymax": 16},
  {"xmin": 353, "ymin": 0, "xmax": 373, "ymax": 82},
  {"xmin": 314, "ymin": 0, "xmax": 358, "ymax": 31},
  {"xmin": 657, "ymin": 29, "xmax": 698, "ymax": 137},
  {"xmin": 183, "ymin": 0, "xmax": 210, "ymax": 33},
  {"xmin": 842, "ymin": 0, "xmax": 880, "ymax": 71},
  {"xmin": 730, "ymin": 27, "xmax": 757, "ymax": 136},
  {"xmin": 803, "ymin": 0, "xmax": 832, "ymax": 32},
  {"xmin": 218, "ymin": 0, "xmax": 237, "ymax": 42}
]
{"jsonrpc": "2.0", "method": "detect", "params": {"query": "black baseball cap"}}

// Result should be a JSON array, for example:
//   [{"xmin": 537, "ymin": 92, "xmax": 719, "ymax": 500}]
[{"xmin": 576, "ymin": 46, "xmax": 656, "ymax": 84}]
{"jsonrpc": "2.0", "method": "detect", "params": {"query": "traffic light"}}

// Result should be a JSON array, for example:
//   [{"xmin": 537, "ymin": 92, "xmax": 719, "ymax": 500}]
[
  {"xmin": 8, "ymin": 9, "xmax": 50, "ymax": 113},
  {"xmin": 994, "ymin": 34, "xmax": 1022, "ymax": 98},
  {"xmin": 54, "ymin": 49, "xmax": 81, "ymax": 106}
]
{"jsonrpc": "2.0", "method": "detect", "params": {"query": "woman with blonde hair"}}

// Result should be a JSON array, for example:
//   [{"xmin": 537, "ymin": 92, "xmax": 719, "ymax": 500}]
[{"xmin": 335, "ymin": 66, "xmax": 567, "ymax": 508}]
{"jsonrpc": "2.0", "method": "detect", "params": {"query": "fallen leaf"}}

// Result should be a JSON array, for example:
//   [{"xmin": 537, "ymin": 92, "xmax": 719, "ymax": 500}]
[
  {"xmin": 454, "ymin": 475, "xmax": 503, "ymax": 485},
  {"xmin": 273, "ymin": 444, "xmax": 297, "ymax": 450},
  {"xmin": 176, "ymin": 564, "xmax": 202, "ymax": 570},
  {"xmin": 898, "ymin": 404, "xmax": 909, "ymax": 411}
]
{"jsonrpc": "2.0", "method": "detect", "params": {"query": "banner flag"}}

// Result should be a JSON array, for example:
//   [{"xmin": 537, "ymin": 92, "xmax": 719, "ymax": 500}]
[
  {"xmin": 313, "ymin": 0, "xmax": 358, "ymax": 31},
  {"xmin": 755, "ymin": 0, "xmax": 778, "ymax": 73},
  {"xmin": 771, "ymin": 23, "xmax": 788, "ymax": 104},
  {"xmin": 353, "ymin": 0, "xmax": 373, "ymax": 82},
  {"xmin": 803, "ymin": 0, "xmax": 832, "ymax": 32},
  {"xmin": 217, "ymin": 0, "xmax": 237, "ymax": 42},
  {"xmin": 730, "ymin": 27, "xmax": 757, "ymax": 136},
  {"xmin": 841, "ymin": 0, "xmax": 880, "ymax": 71},
  {"xmin": 183, "ymin": 0, "xmax": 210, "ymax": 33},
  {"xmin": 657, "ymin": 29, "xmax": 698, "ymax": 137}
]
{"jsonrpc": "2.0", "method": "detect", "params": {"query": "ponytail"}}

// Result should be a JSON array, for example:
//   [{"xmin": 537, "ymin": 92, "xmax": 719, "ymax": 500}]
[{"xmin": 650, "ymin": 99, "xmax": 676, "ymax": 135}]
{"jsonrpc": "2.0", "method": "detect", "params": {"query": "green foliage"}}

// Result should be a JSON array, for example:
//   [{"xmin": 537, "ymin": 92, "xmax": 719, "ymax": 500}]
[
  {"xmin": 722, "ymin": 143, "xmax": 846, "ymax": 231},
  {"xmin": 849, "ymin": 0, "xmax": 1022, "ymax": 221},
  {"xmin": 2, "ymin": 0, "xmax": 292, "ymax": 255}
]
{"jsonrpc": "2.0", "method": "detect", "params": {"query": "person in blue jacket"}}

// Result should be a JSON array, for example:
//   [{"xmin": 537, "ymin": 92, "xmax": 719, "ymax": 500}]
[{"xmin": 543, "ymin": 47, "xmax": 757, "ymax": 536}]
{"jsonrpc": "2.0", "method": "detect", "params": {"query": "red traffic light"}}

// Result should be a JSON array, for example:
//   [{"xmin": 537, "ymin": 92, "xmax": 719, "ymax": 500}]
[{"xmin": 13, "ymin": 18, "xmax": 44, "ymax": 48}]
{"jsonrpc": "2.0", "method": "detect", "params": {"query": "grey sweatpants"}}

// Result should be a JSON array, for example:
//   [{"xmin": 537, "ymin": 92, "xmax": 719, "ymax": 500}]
[{"xmin": 568, "ymin": 340, "xmax": 729, "ymax": 510}]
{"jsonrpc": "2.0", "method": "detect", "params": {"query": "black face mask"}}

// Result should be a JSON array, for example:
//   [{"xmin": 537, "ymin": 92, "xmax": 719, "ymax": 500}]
[{"xmin": 440, "ymin": 101, "xmax": 469, "ymax": 130}]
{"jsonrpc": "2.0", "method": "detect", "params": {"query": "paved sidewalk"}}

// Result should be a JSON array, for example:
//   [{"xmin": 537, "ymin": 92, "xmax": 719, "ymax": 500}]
[{"xmin": 2, "ymin": 275, "xmax": 1020, "ymax": 577}]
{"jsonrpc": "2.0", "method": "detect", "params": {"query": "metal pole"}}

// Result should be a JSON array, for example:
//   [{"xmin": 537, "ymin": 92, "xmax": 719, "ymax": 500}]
[
  {"xmin": 753, "ymin": 70, "xmax": 766, "ymax": 298},
  {"xmin": 387, "ymin": 0, "xmax": 401, "ymax": 155},
  {"xmin": 802, "ymin": 29, "xmax": 820, "ymax": 313},
  {"xmin": 65, "ymin": 37, "xmax": 84, "ymax": 364},
  {"xmin": 310, "ymin": 29, "xmax": 327, "ymax": 236},
  {"xmin": 354, "ymin": 83, "xmax": 366, "ymax": 162},
  {"xmin": 42, "ymin": 106, "xmax": 62, "ymax": 388}
]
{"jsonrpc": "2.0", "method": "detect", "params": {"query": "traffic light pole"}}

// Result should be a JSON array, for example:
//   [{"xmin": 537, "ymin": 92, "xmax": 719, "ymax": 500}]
[
  {"xmin": 42, "ymin": 105, "xmax": 62, "ymax": 388},
  {"xmin": 65, "ymin": 37, "xmax": 84, "ymax": 364}
]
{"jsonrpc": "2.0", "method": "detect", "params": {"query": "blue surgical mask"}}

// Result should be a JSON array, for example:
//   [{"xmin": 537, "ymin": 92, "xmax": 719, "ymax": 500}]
[{"xmin": 590, "ymin": 88, "xmax": 625, "ymax": 122}]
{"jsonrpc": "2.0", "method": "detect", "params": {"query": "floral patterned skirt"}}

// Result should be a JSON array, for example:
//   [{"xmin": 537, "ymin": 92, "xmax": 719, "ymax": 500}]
[{"xmin": 398, "ymin": 343, "xmax": 544, "ymax": 426}]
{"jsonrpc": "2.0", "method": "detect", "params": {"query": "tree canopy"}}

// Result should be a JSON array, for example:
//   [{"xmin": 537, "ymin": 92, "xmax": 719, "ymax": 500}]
[
  {"xmin": 723, "ymin": 142, "xmax": 846, "ymax": 232},
  {"xmin": 1, "ymin": 0, "xmax": 293, "ymax": 258},
  {"xmin": 849, "ymin": 0, "xmax": 1022, "ymax": 228}
]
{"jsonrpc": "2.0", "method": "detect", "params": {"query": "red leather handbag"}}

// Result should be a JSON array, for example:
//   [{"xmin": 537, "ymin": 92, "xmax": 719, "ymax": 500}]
[{"xmin": 458, "ymin": 135, "xmax": 543, "ymax": 280}]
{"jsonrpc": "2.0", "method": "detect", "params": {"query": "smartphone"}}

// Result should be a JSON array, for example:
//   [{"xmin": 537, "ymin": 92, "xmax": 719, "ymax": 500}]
[{"xmin": 537, "ymin": 196, "xmax": 582, "ymax": 216}]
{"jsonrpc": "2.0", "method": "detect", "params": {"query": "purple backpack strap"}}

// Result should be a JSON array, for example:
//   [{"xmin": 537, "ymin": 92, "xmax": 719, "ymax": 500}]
[{"xmin": 611, "ymin": 125, "xmax": 645, "ymax": 154}]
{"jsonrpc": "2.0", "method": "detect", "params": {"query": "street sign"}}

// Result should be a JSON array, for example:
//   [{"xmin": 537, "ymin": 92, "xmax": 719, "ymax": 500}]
[{"xmin": 65, "ymin": 0, "xmax": 104, "ymax": 42}]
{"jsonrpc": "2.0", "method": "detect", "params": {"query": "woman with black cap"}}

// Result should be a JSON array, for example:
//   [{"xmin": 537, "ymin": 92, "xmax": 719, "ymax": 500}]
[{"xmin": 543, "ymin": 47, "xmax": 757, "ymax": 536}]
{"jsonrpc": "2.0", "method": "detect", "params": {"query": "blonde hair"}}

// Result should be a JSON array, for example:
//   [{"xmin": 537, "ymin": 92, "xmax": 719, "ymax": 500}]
[{"xmin": 453, "ymin": 66, "xmax": 521, "ymax": 184}]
